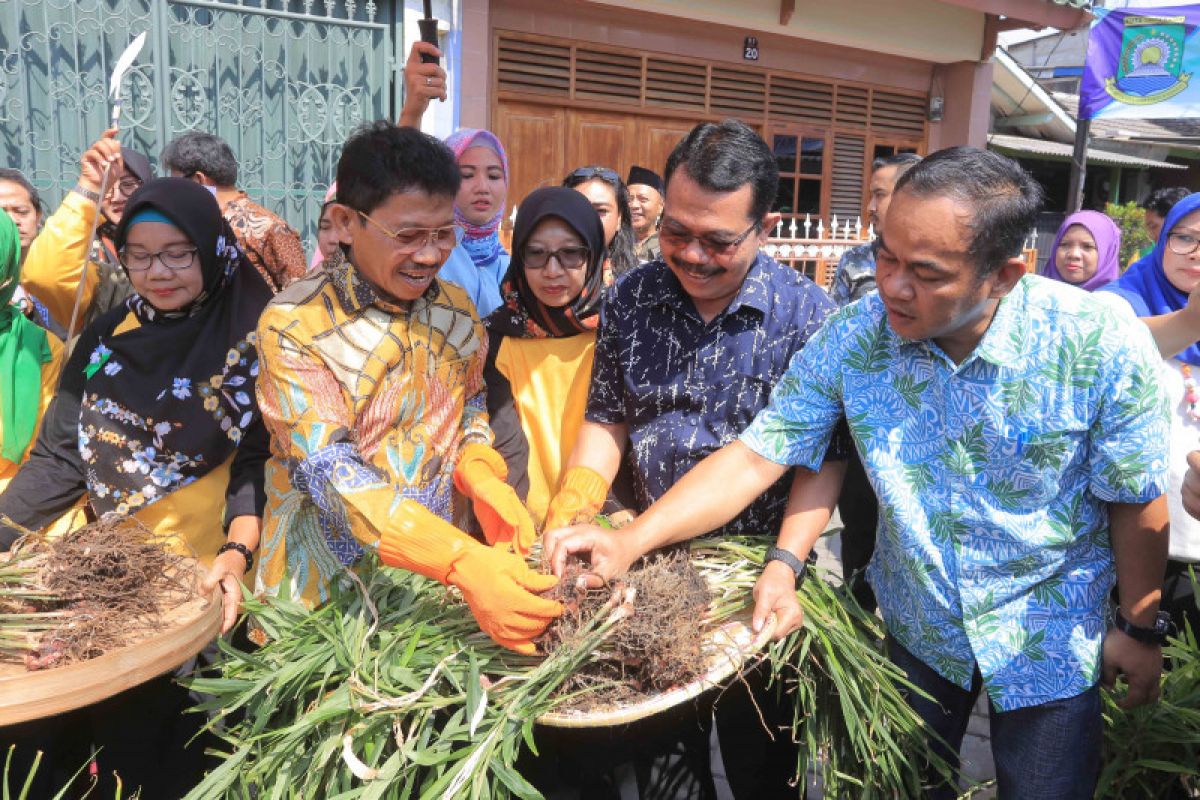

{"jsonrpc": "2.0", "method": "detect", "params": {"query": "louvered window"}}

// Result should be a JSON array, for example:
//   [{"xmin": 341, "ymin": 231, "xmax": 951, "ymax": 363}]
[
  {"xmin": 834, "ymin": 86, "xmax": 869, "ymax": 128},
  {"xmin": 574, "ymin": 46, "xmax": 641, "ymax": 105},
  {"xmin": 711, "ymin": 66, "xmax": 765, "ymax": 119},
  {"xmin": 831, "ymin": 134, "xmax": 866, "ymax": 221},
  {"xmin": 645, "ymin": 57, "xmax": 707, "ymax": 111},
  {"xmin": 871, "ymin": 90, "xmax": 927, "ymax": 137},
  {"xmin": 767, "ymin": 75, "xmax": 833, "ymax": 125},
  {"xmin": 496, "ymin": 37, "xmax": 570, "ymax": 98}
]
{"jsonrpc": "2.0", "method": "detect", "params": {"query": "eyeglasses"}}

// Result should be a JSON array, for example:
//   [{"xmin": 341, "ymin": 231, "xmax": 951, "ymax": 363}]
[
  {"xmin": 658, "ymin": 219, "xmax": 760, "ymax": 258},
  {"xmin": 357, "ymin": 211, "xmax": 462, "ymax": 253},
  {"xmin": 565, "ymin": 166, "xmax": 620, "ymax": 184},
  {"xmin": 1168, "ymin": 231, "xmax": 1200, "ymax": 256},
  {"xmin": 114, "ymin": 178, "xmax": 142, "ymax": 197},
  {"xmin": 522, "ymin": 244, "xmax": 590, "ymax": 270},
  {"xmin": 119, "ymin": 247, "xmax": 198, "ymax": 272}
]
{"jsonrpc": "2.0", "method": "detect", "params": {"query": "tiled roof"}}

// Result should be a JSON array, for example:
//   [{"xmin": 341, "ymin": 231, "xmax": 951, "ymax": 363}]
[
  {"xmin": 988, "ymin": 133, "xmax": 1186, "ymax": 169},
  {"xmin": 1053, "ymin": 92, "xmax": 1200, "ymax": 141}
]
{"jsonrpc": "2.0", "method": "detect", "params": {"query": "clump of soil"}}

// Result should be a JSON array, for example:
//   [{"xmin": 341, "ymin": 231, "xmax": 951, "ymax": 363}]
[
  {"xmin": 540, "ymin": 548, "xmax": 712, "ymax": 708},
  {"xmin": 2, "ymin": 516, "xmax": 197, "ymax": 670}
]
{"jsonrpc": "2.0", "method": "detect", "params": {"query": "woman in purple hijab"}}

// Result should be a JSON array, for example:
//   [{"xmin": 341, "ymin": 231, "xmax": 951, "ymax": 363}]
[{"xmin": 1042, "ymin": 210, "xmax": 1121, "ymax": 291}]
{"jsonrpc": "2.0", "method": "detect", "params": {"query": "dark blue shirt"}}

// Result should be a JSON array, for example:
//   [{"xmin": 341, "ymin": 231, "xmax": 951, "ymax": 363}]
[{"xmin": 586, "ymin": 252, "xmax": 839, "ymax": 536}]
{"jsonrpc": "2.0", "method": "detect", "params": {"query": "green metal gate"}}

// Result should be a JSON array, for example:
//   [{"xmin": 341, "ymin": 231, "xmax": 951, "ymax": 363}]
[{"xmin": 0, "ymin": 0, "xmax": 402, "ymax": 247}]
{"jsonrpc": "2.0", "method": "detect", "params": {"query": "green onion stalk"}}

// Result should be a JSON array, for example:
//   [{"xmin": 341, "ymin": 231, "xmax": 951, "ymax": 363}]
[
  {"xmin": 184, "ymin": 534, "xmax": 955, "ymax": 799},
  {"xmin": 1096, "ymin": 569, "xmax": 1200, "ymax": 798}
]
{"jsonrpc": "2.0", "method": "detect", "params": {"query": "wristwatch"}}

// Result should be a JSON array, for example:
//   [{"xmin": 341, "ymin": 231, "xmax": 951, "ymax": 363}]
[
  {"xmin": 765, "ymin": 546, "xmax": 809, "ymax": 588},
  {"xmin": 1113, "ymin": 607, "xmax": 1173, "ymax": 645},
  {"xmin": 72, "ymin": 183, "xmax": 101, "ymax": 204}
]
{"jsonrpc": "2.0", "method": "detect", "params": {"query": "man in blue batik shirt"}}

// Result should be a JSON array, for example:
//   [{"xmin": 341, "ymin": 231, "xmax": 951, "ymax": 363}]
[
  {"xmin": 540, "ymin": 120, "xmax": 843, "ymax": 800},
  {"xmin": 548, "ymin": 147, "xmax": 1171, "ymax": 800}
]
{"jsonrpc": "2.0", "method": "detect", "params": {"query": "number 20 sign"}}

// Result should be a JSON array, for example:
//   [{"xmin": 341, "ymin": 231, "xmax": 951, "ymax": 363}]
[{"xmin": 743, "ymin": 36, "xmax": 759, "ymax": 61}]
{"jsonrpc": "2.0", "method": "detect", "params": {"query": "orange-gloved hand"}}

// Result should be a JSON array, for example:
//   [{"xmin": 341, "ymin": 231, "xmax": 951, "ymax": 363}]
[
  {"xmin": 543, "ymin": 466, "xmax": 610, "ymax": 532},
  {"xmin": 377, "ymin": 499, "xmax": 561, "ymax": 655},
  {"xmin": 453, "ymin": 442, "xmax": 537, "ymax": 554}
]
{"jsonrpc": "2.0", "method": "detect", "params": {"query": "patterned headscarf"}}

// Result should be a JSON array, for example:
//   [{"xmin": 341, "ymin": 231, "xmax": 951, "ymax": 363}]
[
  {"xmin": 79, "ymin": 178, "xmax": 273, "ymax": 517},
  {"xmin": 444, "ymin": 129, "xmax": 509, "ymax": 268},
  {"xmin": 486, "ymin": 187, "xmax": 605, "ymax": 339},
  {"xmin": 1041, "ymin": 210, "xmax": 1121, "ymax": 292},
  {"xmin": 0, "ymin": 213, "xmax": 51, "ymax": 462},
  {"xmin": 1103, "ymin": 192, "xmax": 1200, "ymax": 366}
]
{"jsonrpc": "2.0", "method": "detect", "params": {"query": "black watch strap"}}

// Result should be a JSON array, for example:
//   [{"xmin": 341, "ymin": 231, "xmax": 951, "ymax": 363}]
[
  {"xmin": 765, "ymin": 546, "xmax": 808, "ymax": 587},
  {"xmin": 1113, "ymin": 607, "xmax": 1172, "ymax": 645}
]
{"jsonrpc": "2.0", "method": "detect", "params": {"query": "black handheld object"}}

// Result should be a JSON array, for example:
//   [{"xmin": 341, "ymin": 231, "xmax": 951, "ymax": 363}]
[{"xmin": 419, "ymin": 1, "xmax": 439, "ymax": 65}]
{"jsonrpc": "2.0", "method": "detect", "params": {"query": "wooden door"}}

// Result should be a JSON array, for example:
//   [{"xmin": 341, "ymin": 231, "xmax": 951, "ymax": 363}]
[
  {"xmin": 494, "ymin": 101, "xmax": 567, "ymax": 219},
  {"xmin": 634, "ymin": 118, "xmax": 696, "ymax": 180},
  {"xmin": 566, "ymin": 111, "xmax": 635, "ymax": 179}
]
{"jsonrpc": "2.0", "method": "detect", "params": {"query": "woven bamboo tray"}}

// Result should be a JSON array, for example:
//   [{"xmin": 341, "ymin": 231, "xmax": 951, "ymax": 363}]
[
  {"xmin": 0, "ymin": 560, "xmax": 220, "ymax": 726},
  {"xmin": 537, "ymin": 608, "xmax": 776, "ymax": 729}
]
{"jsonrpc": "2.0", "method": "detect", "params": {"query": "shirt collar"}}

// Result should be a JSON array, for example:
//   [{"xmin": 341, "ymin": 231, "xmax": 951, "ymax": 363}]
[
  {"xmin": 328, "ymin": 248, "xmax": 438, "ymax": 316},
  {"xmin": 974, "ymin": 275, "xmax": 1031, "ymax": 366}
]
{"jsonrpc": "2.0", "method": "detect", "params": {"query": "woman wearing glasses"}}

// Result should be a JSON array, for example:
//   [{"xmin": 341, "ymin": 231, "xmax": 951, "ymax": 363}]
[
  {"xmin": 563, "ymin": 166, "xmax": 640, "ymax": 283},
  {"xmin": 0, "ymin": 177, "xmax": 272, "ymax": 796},
  {"xmin": 21, "ymin": 127, "xmax": 153, "ymax": 334},
  {"xmin": 483, "ymin": 187, "xmax": 607, "ymax": 528},
  {"xmin": 0, "ymin": 178, "xmax": 272, "ymax": 631},
  {"xmin": 1103, "ymin": 191, "xmax": 1200, "ymax": 639}
]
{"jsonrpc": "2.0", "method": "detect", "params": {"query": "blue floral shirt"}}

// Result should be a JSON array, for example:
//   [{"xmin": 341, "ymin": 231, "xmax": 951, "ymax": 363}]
[
  {"xmin": 742, "ymin": 275, "xmax": 1170, "ymax": 711},
  {"xmin": 586, "ymin": 253, "xmax": 838, "ymax": 536}
]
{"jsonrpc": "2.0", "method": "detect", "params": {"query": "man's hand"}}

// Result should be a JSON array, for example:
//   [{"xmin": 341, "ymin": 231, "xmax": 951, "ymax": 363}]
[
  {"xmin": 202, "ymin": 550, "xmax": 248, "ymax": 635},
  {"xmin": 1101, "ymin": 628, "xmax": 1163, "ymax": 709},
  {"xmin": 752, "ymin": 560, "xmax": 803, "ymax": 639},
  {"xmin": 397, "ymin": 42, "xmax": 446, "ymax": 127},
  {"xmin": 79, "ymin": 128, "xmax": 122, "ymax": 196},
  {"xmin": 1184, "ymin": 451, "xmax": 1200, "ymax": 521},
  {"xmin": 544, "ymin": 523, "xmax": 642, "ymax": 586}
]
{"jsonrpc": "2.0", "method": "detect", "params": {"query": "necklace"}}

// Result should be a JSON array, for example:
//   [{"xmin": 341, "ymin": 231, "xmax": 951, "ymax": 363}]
[{"xmin": 1183, "ymin": 363, "xmax": 1200, "ymax": 421}]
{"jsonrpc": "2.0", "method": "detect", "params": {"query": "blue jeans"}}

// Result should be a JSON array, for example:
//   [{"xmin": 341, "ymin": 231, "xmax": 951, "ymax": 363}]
[{"xmin": 887, "ymin": 637, "xmax": 1101, "ymax": 799}]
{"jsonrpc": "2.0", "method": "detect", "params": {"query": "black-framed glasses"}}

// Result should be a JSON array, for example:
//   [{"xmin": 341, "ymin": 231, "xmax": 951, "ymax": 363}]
[
  {"xmin": 119, "ymin": 247, "xmax": 198, "ymax": 272},
  {"xmin": 1168, "ymin": 231, "xmax": 1200, "ymax": 256},
  {"xmin": 565, "ymin": 166, "xmax": 620, "ymax": 184},
  {"xmin": 357, "ymin": 211, "xmax": 462, "ymax": 253},
  {"xmin": 522, "ymin": 244, "xmax": 590, "ymax": 271},
  {"xmin": 658, "ymin": 218, "xmax": 760, "ymax": 259}
]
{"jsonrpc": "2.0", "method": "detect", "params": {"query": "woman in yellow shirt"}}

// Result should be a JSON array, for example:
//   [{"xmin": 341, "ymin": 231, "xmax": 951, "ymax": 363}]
[
  {"xmin": 484, "ymin": 187, "xmax": 607, "ymax": 527},
  {"xmin": 0, "ymin": 177, "xmax": 273, "ymax": 796},
  {"xmin": 0, "ymin": 213, "xmax": 62, "ymax": 493}
]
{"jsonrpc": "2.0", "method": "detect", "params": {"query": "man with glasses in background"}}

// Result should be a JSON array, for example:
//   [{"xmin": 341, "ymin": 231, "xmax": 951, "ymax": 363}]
[
  {"xmin": 543, "ymin": 119, "xmax": 840, "ymax": 799},
  {"xmin": 20, "ymin": 128, "xmax": 153, "ymax": 334},
  {"xmin": 253, "ymin": 121, "xmax": 559, "ymax": 655}
]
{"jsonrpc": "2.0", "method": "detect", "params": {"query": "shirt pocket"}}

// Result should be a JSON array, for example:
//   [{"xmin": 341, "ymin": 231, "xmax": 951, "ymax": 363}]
[
  {"xmin": 997, "ymin": 414, "xmax": 1090, "ymax": 514},
  {"xmin": 706, "ymin": 371, "xmax": 775, "ymax": 440}
]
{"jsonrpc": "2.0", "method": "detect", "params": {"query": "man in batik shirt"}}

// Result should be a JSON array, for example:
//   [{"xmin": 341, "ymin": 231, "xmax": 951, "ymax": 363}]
[
  {"xmin": 163, "ymin": 131, "xmax": 307, "ymax": 291},
  {"xmin": 543, "ymin": 120, "xmax": 842, "ymax": 799},
  {"xmin": 548, "ymin": 148, "xmax": 1171, "ymax": 799},
  {"xmin": 254, "ymin": 121, "xmax": 558, "ymax": 655}
]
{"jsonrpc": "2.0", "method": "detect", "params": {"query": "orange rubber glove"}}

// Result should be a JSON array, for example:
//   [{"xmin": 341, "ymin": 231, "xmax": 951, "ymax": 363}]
[
  {"xmin": 543, "ymin": 466, "xmax": 610, "ymax": 532},
  {"xmin": 453, "ymin": 442, "xmax": 537, "ymax": 555},
  {"xmin": 377, "ymin": 499, "xmax": 561, "ymax": 654}
]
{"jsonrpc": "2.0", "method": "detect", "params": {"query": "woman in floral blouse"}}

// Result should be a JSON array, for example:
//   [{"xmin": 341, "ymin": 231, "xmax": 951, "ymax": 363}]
[{"xmin": 0, "ymin": 178, "xmax": 273, "ymax": 631}]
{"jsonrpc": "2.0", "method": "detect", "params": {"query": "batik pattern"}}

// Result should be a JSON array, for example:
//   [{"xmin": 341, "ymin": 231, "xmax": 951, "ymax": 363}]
[
  {"xmin": 829, "ymin": 241, "xmax": 878, "ymax": 307},
  {"xmin": 742, "ymin": 275, "xmax": 1171, "ymax": 710},
  {"xmin": 255, "ymin": 250, "xmax": 490, "ymax": 606},
  {"xmin": 223, "ymin": 193, "xmax": 307, "ymax": 292},
  {"xmin": 586, "ymin": 253, "xmax": 838, "ymax": 536}
]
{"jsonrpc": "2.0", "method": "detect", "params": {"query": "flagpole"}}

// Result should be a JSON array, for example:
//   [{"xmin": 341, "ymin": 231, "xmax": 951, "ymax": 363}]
[{"xmin": 1066, "ymin": 113, "xmax": 1090, "ymax": 214}]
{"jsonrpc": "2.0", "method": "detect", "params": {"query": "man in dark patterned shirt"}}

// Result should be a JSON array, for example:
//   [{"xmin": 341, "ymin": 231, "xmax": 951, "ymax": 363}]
[
  {"xmin": 542, "ymin": 120, "xmax": 840, "ymax": 799},
  {"xmin": 829, "ymin": 152, "xmax": 922, "ymax": 306},
  {"xmin": 162, "ymin": 132, "xmax": 307, "ymax": 292}
]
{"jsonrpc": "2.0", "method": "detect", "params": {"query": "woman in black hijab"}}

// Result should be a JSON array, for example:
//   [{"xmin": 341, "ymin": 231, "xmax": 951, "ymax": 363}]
[
  {"xmin": 0, "ymin": 178, "xmax": 272, "ymax": 796},
  {"xmin": 483, "ymin": 186, "xmax": 606, "ymax": 528}
]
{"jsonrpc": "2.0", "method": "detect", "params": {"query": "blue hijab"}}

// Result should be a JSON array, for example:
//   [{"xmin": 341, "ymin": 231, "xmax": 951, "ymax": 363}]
[{"xmin": 1103, "ymin": 191, "xmax": 1200, "ymax": 365}]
